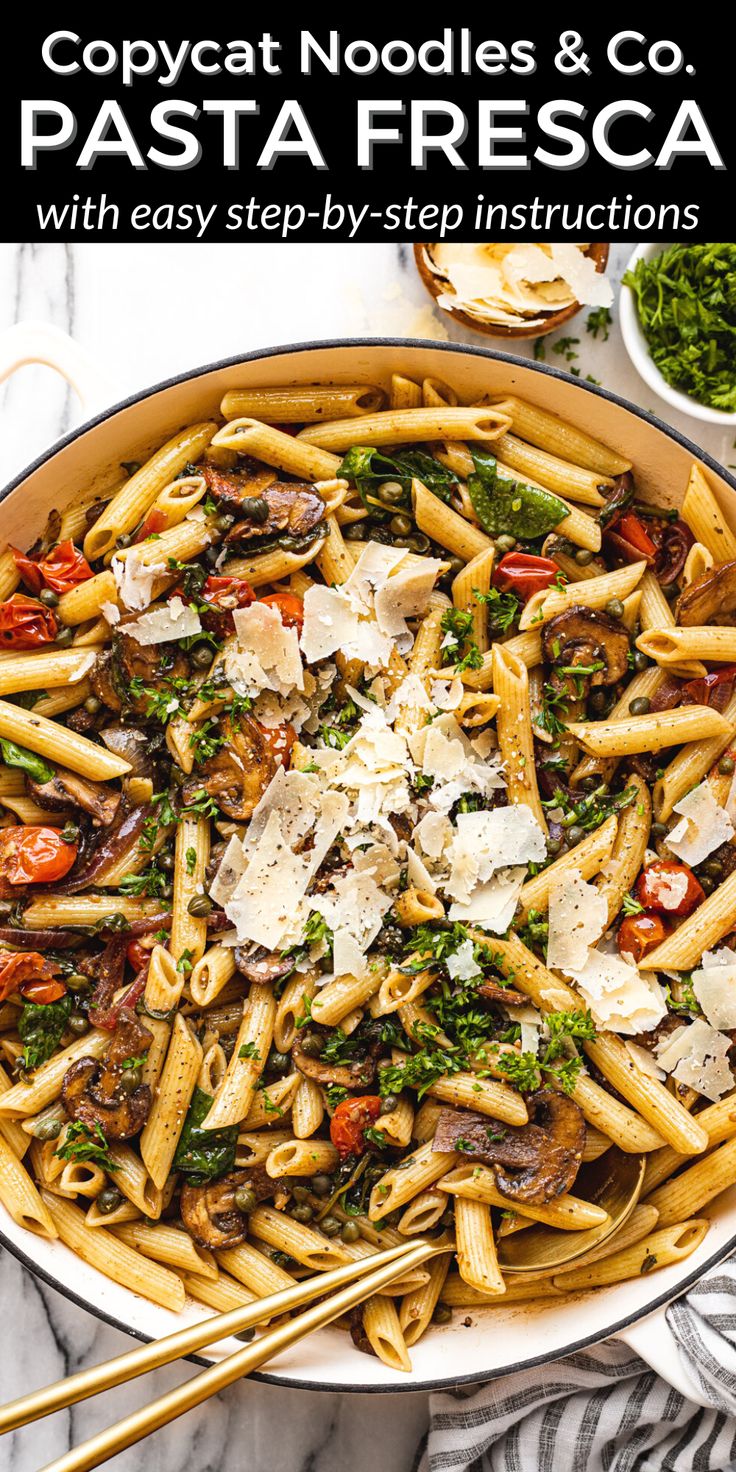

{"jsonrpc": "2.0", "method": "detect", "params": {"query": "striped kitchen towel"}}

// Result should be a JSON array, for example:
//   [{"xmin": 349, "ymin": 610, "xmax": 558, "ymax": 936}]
[{"xmin": 415, "ymin": 1254, "xmax": 736, "ymax": 1471}]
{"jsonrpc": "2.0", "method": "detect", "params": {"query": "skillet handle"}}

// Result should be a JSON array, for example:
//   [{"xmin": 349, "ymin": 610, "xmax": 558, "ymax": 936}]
[
  {"xmin": 0, "ymin": 321, "xmax": 111, "ymax": 416},
  {"xmin": 616, "ymin": 1307, "xmax": 712, "ymax": 1408}
]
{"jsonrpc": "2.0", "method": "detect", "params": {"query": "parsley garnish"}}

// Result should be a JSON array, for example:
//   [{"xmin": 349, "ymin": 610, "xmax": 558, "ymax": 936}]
[{"xmin": 56, "ymin": 1121, "xmax": 116, "ymax": 1171}]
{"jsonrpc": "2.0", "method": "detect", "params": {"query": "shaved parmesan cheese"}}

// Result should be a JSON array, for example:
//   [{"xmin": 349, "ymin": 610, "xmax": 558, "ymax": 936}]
[
  {"xmin": 414, "ymin": 810, "xmax": 453, "ymax": 860},
  {"xmin": 446, "ymin": 805, "xmax": 546, "ymax": 905},
  {"xmin": 100, "ymin": 600, "xmax": 121, "ymax": 626},
  {"xmin": 550, "ymin": 243, "xmax": 614, "ymax": 308},
  {"xmin": 373, "ymin": 559, "xmax": 444, "ymax": 644},
  {"xmin": 449, "ymin": 866, "xmax": 526, "ymax": 932},
  {"xmin": 342, "ymin": 542, "xmax": 407, "ymax": 614},
  {"xmin": 227, "ymin": 602, "xmax": 304, "ymax": 700},
  {"xmin": 208, "ymin": 834, "xmax": 249, "ymax": 908},
  {"xmin": 130, "ymin": 596, "xmax": 202, "ymax": 646},
  {"xmin": 225, "ymin": 790, "xmax": 349, "ymax": 951},
  {"xmin": 547, "ymin": 871, "xmax": 607, "ymax": 972},
  {"xmin": 666, "ymin": 782, "xmax": 734, "ymax": 866},
  {"xmin": 446, "ymin": 938, "xmax": 480, "ymax": 982},
  {"xmin": 655, "ymin": 1018, "xmax": 734, "ymax": 1101},
  {"xmin": 430, "ymin": 677, "xmax": 464, "ymax": 712},
  {"xmin": 406, "ymin": 845, "xmax": 437, "ymax": 894},
  {"xmin": 566, "ymin": 950, "xmax": 667, "ymax": 1035},
  {"xmin": 425, "ymin": 241, "xmax": 612, "ymax": 328},
  {"xmin": 691, "ymin": 948, "xmax": 736, "ymax": 1029},
  {"xmin": 112, "ymin": 548, "xmax": 168, "ymax": 611},
  {"xmin": 300, "ymin": 583, "xmax": 392, "ymax": 668}
]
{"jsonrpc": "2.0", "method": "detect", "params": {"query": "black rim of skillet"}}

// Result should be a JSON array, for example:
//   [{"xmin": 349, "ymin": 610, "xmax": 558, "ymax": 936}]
[{"xmin": 1, "ymin": 335, "xmax": 736, "ymax": 1392}]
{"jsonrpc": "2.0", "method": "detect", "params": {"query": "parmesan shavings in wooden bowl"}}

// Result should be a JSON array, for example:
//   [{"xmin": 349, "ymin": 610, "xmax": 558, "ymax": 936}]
[{"xmin": 415, "ymin": 241, "xmax": 611, "ymax": 339}]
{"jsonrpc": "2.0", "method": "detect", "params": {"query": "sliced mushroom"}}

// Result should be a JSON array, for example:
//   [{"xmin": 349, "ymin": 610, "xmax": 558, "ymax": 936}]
[
  {"xmin": 90, "ymin": 651, "xmax": 122, "ymax": 714},
  {"xmin": 180, "ymin": 1166, "xmax": 276, "ymax": 1249},
  {"xmin": 224, "ymin": 482, "xmax": 326, "ymax": 543},
  {"xmin": 542, "ymin": 606, "xmax": 630, "ymax": 698},
  {"xmin": 476, "ymin": 980, "xmax": 527, "ymax": 1006},
  {"xmin": 112, "ymin": 631, "xmax": 189, "ymax": 716},
  {"xmin": 233, "ymin": 947, "xmax": 295, "ymax": 985},
  {"xmin": 432, "ymin": 1093, "xmax": 585, "ymax": 1205},
  {"xmin": 200, "ymin": 462, "xmax": 277, "ymax": 509},
  {"xmin": 292, "ymin": 1039, "xmax": 376, "ymax": 1090},
  {"xmin": 676, "ymin": 561, "xmax": 736, "ymax": 627},
  {"xmin": 61, "ymin": 1009, "xmax": 153, "ymax": 1139},
  {"xmin": 27, "ymin": 766, "xmax": 121, "ymax": 827},
  {"xmin": 182, "ymin": 714, "xmax": 275, "ymax": 821}
]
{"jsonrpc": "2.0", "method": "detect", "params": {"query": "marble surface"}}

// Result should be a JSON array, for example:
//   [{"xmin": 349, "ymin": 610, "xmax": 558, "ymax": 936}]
[{"xmin": 0, "ymin": 237, "xmax": 733, "ymax": 1472}]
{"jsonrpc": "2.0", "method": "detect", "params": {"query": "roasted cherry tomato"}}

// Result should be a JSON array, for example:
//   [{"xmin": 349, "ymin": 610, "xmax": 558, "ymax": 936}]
[
  {"xmin": 134, "ymin": 508, "xmax": 168, "ymax": 543},
  {"xmin": 0, "ymin": 951, "xmax": 62, "ymax": 1004},
  {"xmin": 258, "ymin": 721, "xmax": 297, "ymax": 770},
  {"xmin": 613, "ymin": 512, "xmax": 658, "ymax": 560},
  {"xmin": 682, "ymin": 666, "xmax": 736, "ymax": 712},
  {"xmin": 0, "ymin": 595, "xmax": 58, "ymax": 649},
  {"xmin": 635, "ymin": 860, "xmax": 705, "ymax": 917},
  {"xmin": 259, "ymin": 592, "xmax": 304, "ymax": 632},
  {"xmin": 617, "ymin": 911, "xmax": 670, "ymax": 963},
  {"xmin": 492, "ymin": 553, "xmax": 561, "ymax": 601},
  {"xmin": 19, "ymin": 977, "xmax": 68, "ymax": 1004},
  {"xmin": 126, "ymin": 937, "xmax": 155, "ymax": 972},
  {"xmin": 0, "ymin": 827, "xmax": 78, "ymax": 887},
  {"xmin": 12, "ymin": 540, "xmax": 93, "ymax": 595},
  {"xmin": 198, "ymin": 575, "xmax": 255, "ymax": 635},
  {"xmin": 329, "ymin": 1095, "xmax": 383, "ymax": 1159}
]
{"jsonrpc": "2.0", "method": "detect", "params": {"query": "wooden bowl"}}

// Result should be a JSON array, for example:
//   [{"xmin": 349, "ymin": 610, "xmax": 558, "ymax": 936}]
[{"xmin": 414, "ymin": 241, "xmax": 610, "ymax": 340}]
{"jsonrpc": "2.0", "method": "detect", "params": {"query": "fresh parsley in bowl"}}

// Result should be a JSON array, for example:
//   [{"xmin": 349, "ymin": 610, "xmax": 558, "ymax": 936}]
[{"xmin": 621, "ymin": 242, "xmax": 736, "ymax": 425}]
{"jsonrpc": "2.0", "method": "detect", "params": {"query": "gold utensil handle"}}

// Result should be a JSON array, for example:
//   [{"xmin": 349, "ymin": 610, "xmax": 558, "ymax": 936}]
[
  {"xmin": 39, "ymin": 1240, "xmax": 445, "ymax": 1472},
  {"xmin": 0, "ymin": 1241, "xmax": 416, "ymax": 1434}
]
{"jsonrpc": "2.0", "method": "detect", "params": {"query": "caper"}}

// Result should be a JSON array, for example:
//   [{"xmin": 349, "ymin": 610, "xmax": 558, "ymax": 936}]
[
  {"xmin": 97, "ymin": 1186, "xmax": 124, "ymax": 1215},
  {"xmin": 650, "ymin": 821, "xmax": 668, "ymax": 839},
  {"xmin": 191, "ymin": 645, "xmax": 214, "ymax": 669},
  {"xmin": 234, "ymin": 1186, "xmax": 257, "ymax": 1214},
  {"xmin": 55, "ymin": 626, "xmax": 74, "ymax": 647},
  {"xmin": 311, "ymin": 1173, "xmax": 332, "ymax": 1197},
  {"xmin": 319, "ymin": 1215, "xmax": 341, "ymax": 1237},
  {"xmin": 588, "ymin": 690, "xmax": 608, "ymax": 713},
  {"xmin": 574, "ymin": 548, "xmax": 593, "ymax": 566},
  {"xmin": 664, "ymin": 581, "xmax": 680, "ymax": 600},
  {"xmin": 702, "ymin": 858, "xmax": 724, "ymax": 878},
  {"xmin": 214, "ymin": 513, "xmax": 235, "ymax": 533},
  {"xmin": 187, "ymin": 894, "xmax": 213, "ymax": 918},
  {"xmin": 68, "ymin": 1013, "xmax": 89, "ymax": 1036},
  {"xmin": 633, "ymin": 649, "xmax": 649, "ymax": 671},
  {"xmin": 31, "ymin": 1117, "xmax": 62, "ymax": 1141},
  {"xmin": 719, "ymin": 755, "xmax": 736, "ymax": 776},
  {"xmin": 408, "ymin": 533, "xmax": 431, "ymax": 554},
  {"xmin": 298, "ymin": 1032, "xmax": 323, "ymax": 1058},
  {"xmin": 290, "ymin": 1203, "xmax": 313, "ymax": 1223},
  {"xmin": 580, "ymin": 775, "xmax": 601, "ymax": 792},
  {"xmin": 84, "ymin": 695, "xmax": 102, "ymax": 715},
  {"xmin": 161, "ymin": 882, "xmax": 174, "ymax": 901},
  {"xmin": 390, "ymin": 514, "xmax": 413, "ymax": 538},
  {"xmin": 605, "ymin": 598, "xmax": 625, "ymax": 619},
  {"xmin": 432, "ymin": 1302, "xmax": 452, "ymax": 1325},
  {"xmin": 340, "ymin": 1220, "xmax": 360, "ymax": 1243},
  {"xmin": 377, "ymin": 481, "xmax": 405, "ymax": 507},
  {"xmin": 567, "ymin": 824, "xmax": 585, "ymax": 846},
  {"xmin": 495, "ymin": 534, "xmax": 517, "ymax": 553},
  {"xmin": 291, "ymin": 1185, "xmax": 311, "ymax": 1205},
  {"xmin": 160, "ymin": 851, "xmax": 176, "ymax": 872},
  {"xmin": 39, "ymin": 587, "xmax": 59, "ymax": 607},
  {"xmin": 235, "ymin": 1328, "xmax": 256, "ymax": 1343},
  {"xmin": 268, "ymin": 1050, "xmax": 290, "ymax": 1076},
  {"xmin": 115, "ymin": 533, "xmax": 133, "ymax": 549},
  {"xmin": 344, "ymin": 522, "xmax": 367, "ymax": 541},
  {"xmin": 66, "ymin": 971, "xmax": 89, "ymax": 994},
  {"xmin": 381, "ymin": 1093, "xmax": 399, "ymax": 1114},
  {"xmin": 119, "ymin": 1066, "xmax": 142, "ymax": 1093},
  {"xmin": 629, "ymin": 696, "xmax": 651, "ymax": 716},
  {"xmin": 392, "ymin": 537, "xmax": 413, "ymax": 549},
  {"xmin": 556, "ymin": 538, "xmax": 575, "ymax": 555},
  {"xmin": 700, "ymin": 875, "xmax": 716, "ymax": 895},
  {"xmin": 446, "ymin": 556, "xmax": 465, "ymax": 580},
  {"xmin": 546, "ymin": 837, "xmax": 562, "ymax": 855}
]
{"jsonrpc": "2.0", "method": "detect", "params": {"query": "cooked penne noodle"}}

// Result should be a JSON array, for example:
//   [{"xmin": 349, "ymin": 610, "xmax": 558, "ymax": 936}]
[
  {"xmin": 170, "ymin": 813, "xmax": 210, "ymax": 967},
  {"xmin": 487, "ymin": 396, "xmax": 631, "ymax": 475},
  {"xmin": 413, "ymin": 479, "xmax": 492, "ymax": 561},
  {"xmin": 637, "ymin": 627, "xmax": 736, "ymax": 664},
  {"xmin": 265, "ymin": 1139, "xmax": 339, "ymax": 1177},
  {"xmin": 494, "ymin": 434, "xmax": 609, "ymax": 505},
  {"xmin": 642, "ymin": 867, "xmax": 736, "ymax": 971},
  {"xmin": 369, "ymin": 1142, "xmax": 457, "ymax": 1220},
  {"xmin": 83, "ymin": 422, "xmax": 217, "ymax": 560},
  {"xmin": 0, "ymin": 699, "xmax": 132, "ymax": 780},
  {"xmin": 552, "ymin": 1220, "xmax": 708, "ymax": 1291},
  {"xmin": 0, "ymin": 1136, "xmax": 57, "ymax": 1237},
  {"xmin": 0, "ymin": 647, "xmax": 98, "ymax": 696},
  {"xmin": 361, "ymin": 1295, "xmax": 412, "ymax": 1372},
  {"xmin": 139, "ymin": 1015, "xmax": 202, "ymax": 1190},
  {"xmin": 249, "ymin": 1204, "xmax": 350, "ymax": 1271},
  {"xmin": 681, "ymin": 462, "xmax": 736, "ymax": 561},
  {"xmin": 221, "ymin": 385, "xmax": 385, "ymax": 422},
  {"xmin": 399, "ymin": 1252, "xmax": 450, "ymax": 1346},
  {"xmin": 426, "ymin": 1073, "xmax": 528, "ymax": 1127},
  {"xmin": 492, "ymin": 643, "xmax": 548, "ymax": 831},
  {"xmin": 452, "ymin": 547, "xmax": 494, "ymax": 652},
  {"xmin": 42, "ymin": 1192, "xmax": 185, "ymax": 1310},
  {"xmin": 189, "ymin": 945, "xmax": 237, "ymax": 1009},
  {"xmin": 202, "ymin": 986, "xmax": 276, "ymax": 1130},
  {"xmin": 517, "ymin": 816, "xmax": 617, "ymax": 918},
  {"xmin": 653, "ymin": 691, "xmax": 736, "ymax": 819},
  {"xmin": 440, "ymin": 1164, "xmax": 608, "ymax": 1229},
  {"xmin": 520, "ymin": 562, "xmax": 646, "ymax": 630},
  {"xmin": 566, "ymin": 704, "xmax": 730, "ymax": 757},
  {"xmin": 211, "ymin": 418, "xmax": 341, "ymax": 481},
  {"xmin": 595, "ymin": 774, "xmax": 651, "ymax": 925},
  {"xmin": 113, "ymin": 1220, "xmax": 218, "ymax": 1279},
  {"xmin": 390, "ymin": 374, "xmax": 422, "ymax": 410},
  {"xmin": 292, "ymin": 1075, "xmax": 324, "ymax": 1139},
  {"xmin": 455, "ymin": 1195, "xmax": 505, "ymax": 1295},
  {"xmin": 298, "ymin": 406, "xmax": 510, "ymax": 453}
]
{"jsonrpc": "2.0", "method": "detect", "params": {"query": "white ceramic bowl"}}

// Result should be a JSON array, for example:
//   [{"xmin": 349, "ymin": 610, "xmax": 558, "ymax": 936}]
[
  {"xmin": 1, "ymin": 330, "xmax": 736, "ymax": 1402},
  {"xmin": 620, "ymin": 243, "xmax": 736, "ymax": 427}
]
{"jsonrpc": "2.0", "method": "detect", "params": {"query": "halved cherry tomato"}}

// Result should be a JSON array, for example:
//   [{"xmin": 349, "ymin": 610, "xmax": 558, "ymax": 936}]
[
  {"xmin": 682, "ymin": 666, "xmax": 736, "ymax": 712},
  {"xmin": 329, "ymin": 1095, "xmax": 382, "ymax": 1159},
  {"xmin": 198, "ymin": 575, "xmax": 256, "ymax": 635},
  {"xmin": 492, "ymin": 554, "xmax": 562, "ymax": 602},
  {"xmin": 635, "ymin": 860, "xmax": 705, "ymax": 917},
  {"xmin": 0, "ymin": 595, "xmax": 58, "ymax": 649},
  {"xmin": 258, "ymin": 721, "xmax": 297, "ymax": 770},
  {"xmin": 617, "ymin": 911, "xmax": 670, "ymax": 963},
  {"xmin": 614, "ymin": 513, "xmax": 658, "ymax": 560},
  {"xmin": 0, "ymin": 828, "xmax": 78, "ymax": 887},
  {"xmin": 259, "ymin": 592, "xmax": 304, "ymax": 632},
  {"xmin": 0, "ymin": 951, "xmax": 62, "ymax": 1004},
  {"xmin": 12, "ymin": 540, "xmax": 93, "ymax": 595},
  {"xmin": 126, "ymin": 937, "xmax": 155, "ymax": 972},
  {"xmin": 134, "ymin": 508, "xmax": 168, "ymax": 543},
  {"xmin": 20, "ymin": 977, "xmax": 68, "ymax": 1004}
]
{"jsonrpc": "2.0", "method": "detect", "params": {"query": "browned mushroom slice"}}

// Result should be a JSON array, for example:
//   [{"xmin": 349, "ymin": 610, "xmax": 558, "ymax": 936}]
[
  {"xmin": 431, "ymin": 1093, "xmax": 585, "ymax": 1205},
  {"xmin": 542, "ymin": 606, "xmax": 630, "ymax": 698},
  {"xmin": 292, "ymin": 1039, "xmax": 376, "ymax": 1090},
  {"xmin": 182, "ymin": 714, "xmax": 275, "ymax": 821},
  {"xmin": 234, "ymin": 947, "xmax": 295, "ymax": 985},
  {"xmin": 112, "ymin": 631, "xmax": 189, "ymax": 716},
  {"xmin": 27, "ymin": 766, "xmax": 121, "ymax": 827},
  {"xmin": 90, "ymin": 651, "xmax": 123, "ymax": 714},
  {"xmin": 224, "ymin": 482, "xmax": 326, "ymax": 543},
  {"xmin": 476, "ymin": 980, "xmax": 527, "ymax": 1006},
  {"xmin": 61, "ymin": 1009, "xmax": 153, "ymax": 1140},
  {"xmin": 676, "ymin": 562, "xmax": 736, "ymax": 627},
  {"xmin": 180, "ymin": 1166, "xmax": 276, "ymax": 1250},
  {"xmin": 200, "ymin": 462, "xmax": 277, "ymax": 509}
]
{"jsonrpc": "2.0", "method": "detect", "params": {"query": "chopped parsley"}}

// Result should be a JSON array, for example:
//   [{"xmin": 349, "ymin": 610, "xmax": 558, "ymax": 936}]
[{"xmin": 55, "ymin": 1121, "xmax": 116, "ymax": 1171}]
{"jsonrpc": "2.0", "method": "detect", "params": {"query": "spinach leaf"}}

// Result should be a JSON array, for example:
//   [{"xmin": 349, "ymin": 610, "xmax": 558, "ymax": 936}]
[
  {"xmin": 0, "ymin": 739, "xmax": 54, "ymax": 785},
  {"xmin": 18, "ymin": 994, "xmax": 72, "ymax": 1071},
  {"xmin": 468, "ymin": 452, "xmax": 567, "ymax": 538},
  {"xmin": 338, "ymin": 446, "xmax": 458, "ymax": 510},
  {"xmin": 172, "ymin": 1086, "xmax": 238, "ymax": 1182}
]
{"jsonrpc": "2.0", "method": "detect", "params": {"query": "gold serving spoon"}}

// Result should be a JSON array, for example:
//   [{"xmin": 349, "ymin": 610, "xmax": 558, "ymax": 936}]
[{"xmin": 498, "ymin": 1148, "xmax": 646, "ymax": 1274}]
